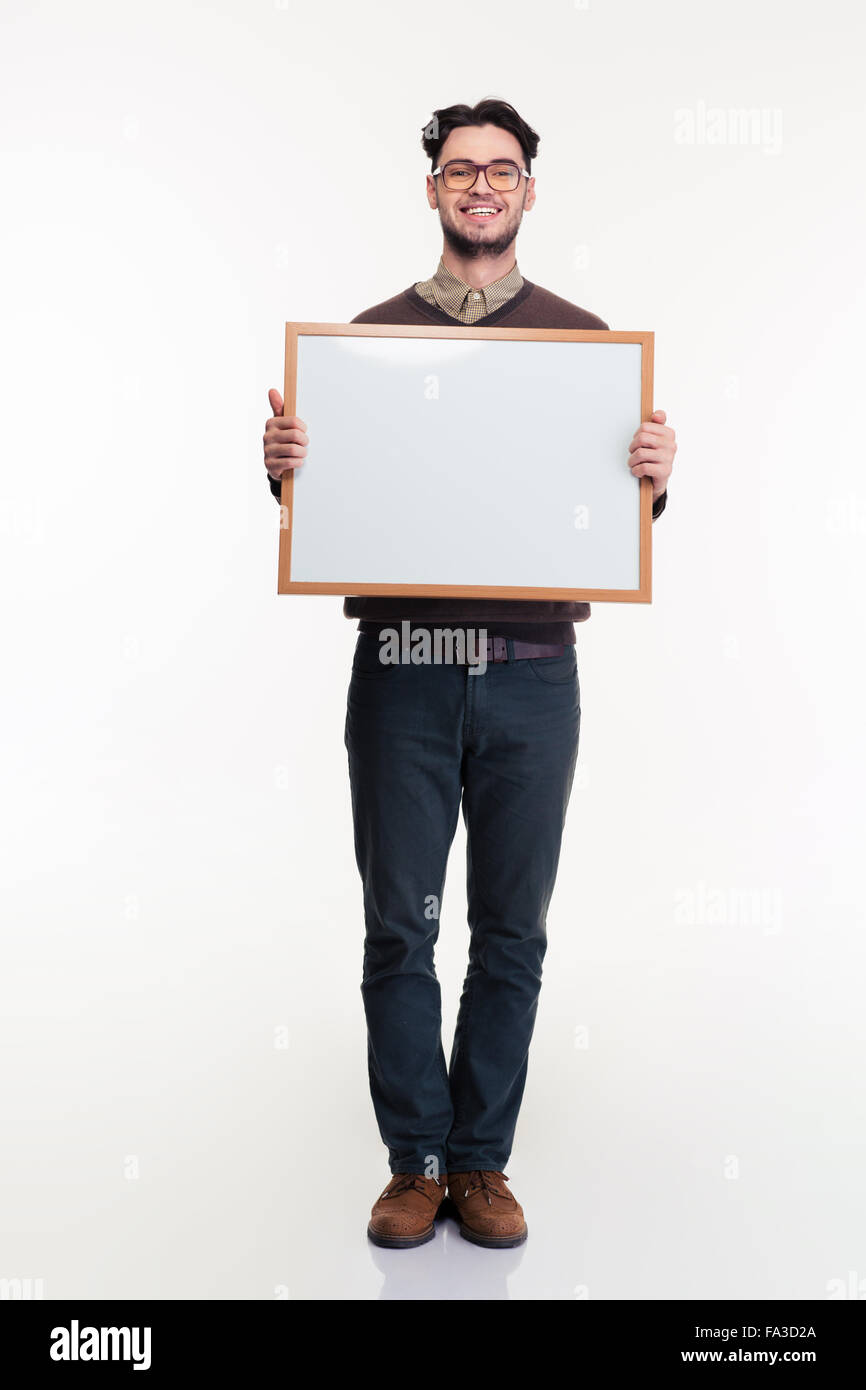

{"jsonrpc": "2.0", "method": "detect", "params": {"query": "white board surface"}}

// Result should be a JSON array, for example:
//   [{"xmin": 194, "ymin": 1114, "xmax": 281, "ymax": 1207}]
[{"xmin": 287, "ymin": 331, "xmax": 647, "ymax": 593}]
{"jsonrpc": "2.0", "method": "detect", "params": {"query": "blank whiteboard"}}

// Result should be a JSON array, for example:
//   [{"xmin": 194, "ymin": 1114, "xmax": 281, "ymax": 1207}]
[{"xmin": 277, "ymin": 323, "xmax": 653, "ymax": 601}]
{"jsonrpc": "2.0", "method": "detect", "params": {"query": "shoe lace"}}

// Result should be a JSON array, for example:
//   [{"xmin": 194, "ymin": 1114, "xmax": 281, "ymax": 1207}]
[
  {"xmin": 461, "ymin": 1170, "xmax": 511, "ymax": 1204},
  {"xmin": 380, "ymin": 1173, "xmax": 443, "ymax": 1203}
]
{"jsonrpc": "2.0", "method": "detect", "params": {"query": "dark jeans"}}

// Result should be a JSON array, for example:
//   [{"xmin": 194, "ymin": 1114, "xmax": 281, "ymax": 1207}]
[{"xmin": 344, "ymin": 632, "xmax": 581, "ymax": 1174}]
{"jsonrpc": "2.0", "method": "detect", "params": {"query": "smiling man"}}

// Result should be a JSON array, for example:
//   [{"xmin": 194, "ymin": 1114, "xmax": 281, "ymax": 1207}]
[{"xmin": 263, "ymin": 97, "xmax": 676, "ymax": 1250}]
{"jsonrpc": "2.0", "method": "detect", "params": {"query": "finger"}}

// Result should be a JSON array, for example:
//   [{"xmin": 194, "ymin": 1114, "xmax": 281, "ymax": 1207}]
[
  {"xmin": 265, "ymin": 458, "xmax": 303, "ymax": 475},
  {"xmin": 628, "ymin": 457, "xmax": 668, "ymax": 478},
  {"xmin": 266, "ymin": 444, "xmax": 308, "ymax": 461},
  {"xmin": 628, "ymin": 444, "xmax": 673, "ymax": 466},
  {"xmin": 268, "ymin": 388, "xmax": 284, "ymax": 417},
  {"xmin": 630, "ymin": 421, "xmax": 671, "ymax": 444},
  {"xmin": 265, "ymin": 414, "xmax": 303, "ymax": 427},
  {"xmin": 629, "ymin": 430, "xmax": 671, "ymax": 452},
  {"xmin": 629, "ymin": 445, "xmax": 671, "ymax": 464},
  {"xmin": 265, "ymin": 425, "xmax": 308, "ymax": 444},
  {"xmin": 267, "ymin": 415, "xmax": 306, "ymax": 431},
  {"xmin": 651, "ymin": 409, "xmax": 667, "ymax": 423}
]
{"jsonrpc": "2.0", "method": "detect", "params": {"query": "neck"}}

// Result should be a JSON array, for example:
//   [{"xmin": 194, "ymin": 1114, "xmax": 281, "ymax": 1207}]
[{"xmin": 440, "ymin": 245, "xmax": 518, "ymax": 290}]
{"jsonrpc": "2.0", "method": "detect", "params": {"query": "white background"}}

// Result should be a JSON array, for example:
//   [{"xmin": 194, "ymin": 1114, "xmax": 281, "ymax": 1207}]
[{"xmin": 1, "ymin": 0, "xmax": 864, "ymax": 1301}]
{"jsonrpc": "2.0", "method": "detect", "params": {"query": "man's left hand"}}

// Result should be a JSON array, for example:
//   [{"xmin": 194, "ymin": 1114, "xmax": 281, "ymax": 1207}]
[{"xmin": 628, "ymin": 409, "xmax": 676, "ymax": 501}]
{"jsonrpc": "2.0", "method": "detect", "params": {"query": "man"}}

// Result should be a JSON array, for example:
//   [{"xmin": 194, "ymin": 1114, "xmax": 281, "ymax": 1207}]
[{"xmin": 263, "ymin": 98, "xmax": 676, "ymax": 1249}]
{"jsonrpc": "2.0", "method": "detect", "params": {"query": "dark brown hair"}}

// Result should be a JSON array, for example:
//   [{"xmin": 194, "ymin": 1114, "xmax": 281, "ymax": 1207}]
[{"xmin": 421, "ymin": 98, "xmax": 540, "ymax": 173}]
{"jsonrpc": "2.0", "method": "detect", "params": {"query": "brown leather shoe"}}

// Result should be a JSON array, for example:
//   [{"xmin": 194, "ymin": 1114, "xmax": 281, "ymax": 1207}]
[
  {"xmin": 367, "ymin": 1172, "xmax": 449, "ymax": 1248},
  {"xmin": 448, "ymin": 1170, "xmax": 528, "ymax": 1247}
]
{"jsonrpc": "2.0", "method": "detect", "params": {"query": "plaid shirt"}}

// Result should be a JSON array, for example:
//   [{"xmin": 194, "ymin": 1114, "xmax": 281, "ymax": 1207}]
[{"xmin": 414, "ymin": 257, "xmax": 524, "ymax": 324}]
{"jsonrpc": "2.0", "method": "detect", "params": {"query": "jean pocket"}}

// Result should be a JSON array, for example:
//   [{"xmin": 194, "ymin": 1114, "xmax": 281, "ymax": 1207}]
[
  {"xmin": 350, "ymin": 633, "xmax": 400, "ymax": 679},
  {"xmin": 527, "ymin": 647, "xmax": 578, "ymax": 685}
]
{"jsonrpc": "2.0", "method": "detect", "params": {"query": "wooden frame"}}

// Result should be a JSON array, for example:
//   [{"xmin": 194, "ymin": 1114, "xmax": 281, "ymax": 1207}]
[{"xmin": 278, "ymin": 322, "xmax": 654, "ymax": 601}]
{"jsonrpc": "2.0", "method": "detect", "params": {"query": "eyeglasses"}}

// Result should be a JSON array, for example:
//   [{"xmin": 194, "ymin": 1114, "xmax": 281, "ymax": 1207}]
[{"xmin": 431, "ymin": 160, "xmax": 530, "ymax": 192}]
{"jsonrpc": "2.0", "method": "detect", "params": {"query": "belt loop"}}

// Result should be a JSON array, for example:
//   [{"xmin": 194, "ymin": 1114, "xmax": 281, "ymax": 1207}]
[{"xmin": 505, "ymin": 637, "xmax": 515, "ymax": 662}]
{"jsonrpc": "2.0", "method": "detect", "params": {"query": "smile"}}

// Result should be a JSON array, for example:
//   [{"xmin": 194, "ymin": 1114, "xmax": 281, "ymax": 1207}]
[{"xmin": 460, "ymin": 205, "xmax": 502, "ymax": 220}]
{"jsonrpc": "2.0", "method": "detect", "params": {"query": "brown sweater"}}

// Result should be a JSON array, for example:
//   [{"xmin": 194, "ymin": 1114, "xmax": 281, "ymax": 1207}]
[{"xmin": 269, "ymin": 279, "xmax": 667, "ymax": 641}]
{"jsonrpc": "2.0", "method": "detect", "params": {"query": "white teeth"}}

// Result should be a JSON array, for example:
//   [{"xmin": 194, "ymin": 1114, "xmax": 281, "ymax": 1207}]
[{"xmin": 464, "ymin": 207, "xmax": 498, "ymax": 216}]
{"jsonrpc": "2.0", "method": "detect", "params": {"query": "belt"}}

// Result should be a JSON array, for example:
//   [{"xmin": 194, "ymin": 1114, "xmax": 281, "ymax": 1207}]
[{"xmin": 484, "ymin": 638, "xmax": 566, "ymax": 663}]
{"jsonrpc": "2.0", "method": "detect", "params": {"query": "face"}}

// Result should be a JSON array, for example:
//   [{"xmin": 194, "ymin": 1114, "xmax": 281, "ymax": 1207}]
[{"xmin": 426, "ymin": 123, "xmax": 536, "ymax": 260}]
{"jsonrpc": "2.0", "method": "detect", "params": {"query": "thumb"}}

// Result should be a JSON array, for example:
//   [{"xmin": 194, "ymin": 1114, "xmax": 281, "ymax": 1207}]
[
  {"xmin": 651, "ymin": 408, "xmax": 666, "ymax": 423},
  {"xmin": 268, "ymin": 388, "xmax": 284, "ymax": 417}
]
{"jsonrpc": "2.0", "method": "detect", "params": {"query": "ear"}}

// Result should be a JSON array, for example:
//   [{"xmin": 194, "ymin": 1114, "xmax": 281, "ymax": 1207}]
[
  {"xmin": 425, "ymin": 174, "xmax": 438, "ymax": 210},
  {"xmin": 524, "ymin": 175, "xmax": 536, "ymax": 212}
]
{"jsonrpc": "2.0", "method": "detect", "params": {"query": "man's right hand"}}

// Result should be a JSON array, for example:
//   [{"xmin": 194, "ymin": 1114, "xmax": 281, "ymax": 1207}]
[{"xmin": 264, "ymin": 389, "xmax": 309, "ymax": 481}]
